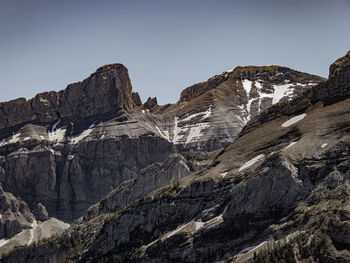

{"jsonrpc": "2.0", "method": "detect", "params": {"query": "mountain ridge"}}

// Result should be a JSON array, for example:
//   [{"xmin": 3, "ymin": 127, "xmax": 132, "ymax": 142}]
[{"xmin": 0, "ymin": 57, "xmax": 337, "ymax": 262}]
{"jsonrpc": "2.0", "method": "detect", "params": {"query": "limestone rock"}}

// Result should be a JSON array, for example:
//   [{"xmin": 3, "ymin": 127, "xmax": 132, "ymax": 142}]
[
  {"xmin": 144, "ymin": 97, "xmax": 158, "ymax": 109},
  {"xmin": 0, "ymin": 184, "xmax": 33, "ymax": 239},
  {"xmin": 32, "ymin": 203, "xmax": 49, "ymax": 222}
]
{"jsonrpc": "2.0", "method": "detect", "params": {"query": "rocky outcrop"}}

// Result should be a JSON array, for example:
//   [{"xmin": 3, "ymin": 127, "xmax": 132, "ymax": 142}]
[
  {"xmin": 143, "ymin": 97, "xmax": 158, "ymax": 109},
  {"xmin": 0, "ymin": 63, "xmax": 134, "ymax": 132},
  {"xmin": 0, "ymin": 134, "xmax": 174, "ymax": 222},
  {"xmin": 311, "ymin": 50, "xmax": 350, "ymax": 105},
  {"xmin": 132, "ymin": 92, "xmax": 142, "ymax": 106},
  {"xmin": 32, "ymin": 203, "xmax": 49, "ymax": 222},
  {"xmin": 79, "ymin": 152, "xmax": 213, "ymax": 223},
  {"xmin": 0, "ymin": 184, "xmax": 33, "ymax": 239}
]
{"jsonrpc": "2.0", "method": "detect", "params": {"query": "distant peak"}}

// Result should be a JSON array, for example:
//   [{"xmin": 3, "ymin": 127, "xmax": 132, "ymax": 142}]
[
  {"xmin": 179, "ymin": 65, "xmax": 325, "ymax": 102},
  {"xmin": 95, "ymin": 63, "xmax": 128, "ymax": 73},
  {"xmin": 329, "ymin": 51, "xmax": 350, "ymax": 79}
]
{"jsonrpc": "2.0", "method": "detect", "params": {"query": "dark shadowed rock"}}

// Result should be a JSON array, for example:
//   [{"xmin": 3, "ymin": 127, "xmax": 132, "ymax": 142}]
[
  {"xmin": 0, "ymin": 184, "xmax": 33, "ymax": 239},
  {"xmin": 132, "ymin": 92, "xmax": 143, "ymax": 106},
  {"xmin": 32, "ymin": 203, "xmax": 49, "ymax": 222},
  {"xmin": 144, "ymin": 97, "xmax": 158, "ymax": 109},
  {"xmin": 0, "ymin": 63, "xmax": 135, "ymax": 131}
]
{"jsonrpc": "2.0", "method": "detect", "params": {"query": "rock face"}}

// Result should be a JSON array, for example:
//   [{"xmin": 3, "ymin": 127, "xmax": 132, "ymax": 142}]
[
  {"xmin": 0, "ymin": 63, "xmax": 134, "ymax": 132},
  {"xmin": 0, "ymin": 184, "xmax": 33, "ymax": 239},
  {"xmin": 1, "ymin": 51, "xmax": 349, "ymax": 263},
  {"xmin": 146, "ymin": 65, "xmax": 324, "ymax": 151},
  {"xmin": 32, "ymin": 203, "xmax": 49, "ymax": 222},
  {"xmin": 79, "ymin": 151, "xmax": 213, "ymax": 223}
]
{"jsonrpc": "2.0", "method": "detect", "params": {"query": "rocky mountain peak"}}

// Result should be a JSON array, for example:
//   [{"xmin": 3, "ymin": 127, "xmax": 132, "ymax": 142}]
[
  {"xmin": 179, "ymin": 65, "xmax": 325, "ymax": 102},
  {"xmin": 0, "ymin": 63, "xmax": 135, "ymax": 133},
  {"xmin": 311, "ymin": 51, "xmax": 350, "ymax": 105},
  {"xmin": 329, "ymin": 51, "xmax": 350, "ymax": 79},
  {"xmin": 144, "ymin": 97, "xmax": 158, "ymax": 109}
]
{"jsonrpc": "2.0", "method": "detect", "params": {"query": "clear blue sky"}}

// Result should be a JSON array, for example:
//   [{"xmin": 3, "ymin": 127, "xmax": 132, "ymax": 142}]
[{"xmin": 1, "ymin": 0, "xmax": 350, "ymax": 104}]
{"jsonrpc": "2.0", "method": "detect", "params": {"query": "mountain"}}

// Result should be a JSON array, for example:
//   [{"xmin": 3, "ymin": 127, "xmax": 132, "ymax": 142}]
[{"xmin": 0, "ymin": 52, "xmax": 339, "ymax": 262}]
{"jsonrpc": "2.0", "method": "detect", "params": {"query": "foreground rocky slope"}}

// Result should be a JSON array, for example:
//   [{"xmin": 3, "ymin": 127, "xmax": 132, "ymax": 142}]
[{"xmin": 1, "ymin": 51, "xmax": 349, "ymax": 262}]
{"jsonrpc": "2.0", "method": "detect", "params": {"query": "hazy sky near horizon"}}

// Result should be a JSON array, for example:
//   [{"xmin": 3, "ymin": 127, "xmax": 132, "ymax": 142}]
[{"xmin": 1, "ymin": 0, "xmax": 350, "ymax": 104}]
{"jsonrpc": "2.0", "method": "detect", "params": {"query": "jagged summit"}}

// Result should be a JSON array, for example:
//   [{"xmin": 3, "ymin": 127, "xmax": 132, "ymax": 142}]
[
  {"xmin": 329, "ymin": 50, "xmax": 350, "ymax": 79},
  {"xmin": 179, "ymin": 65, "xmax": 325, "ymax": 102},
  {"xmin": 94, "ymin": 63, "xmax": 128, "ymax": 73},
  {"xmin": 0, "ymin": 63, "xmax": 134, "ymax": 131}
]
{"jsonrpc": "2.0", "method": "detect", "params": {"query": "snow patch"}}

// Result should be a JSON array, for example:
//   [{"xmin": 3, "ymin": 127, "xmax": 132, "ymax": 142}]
[
  {"xmin": 221, "ymin": 172, "xmax": 228, "ymax": 178},
  {"xmin": 71, "ymin": 128, "xmax": 93, "ymax": 144},
  {"xmin": 70, "ymin": 123, "xmax": 95, "ymax": 144},
  {"xmin": 195, "ymin": 221, "xmax": 204, "ymax": 231},
  {"xmin": 141, "ymin": 110, "xmax": 145, "ymax": 114},
  {"xmin": 185, "ymin": 123, "xmax": 211, "ymax": 144},
  {"xmin": 40, "ymin": 135, "xmax": 45, "ymax": 140},
  {"xmin": 48, "ymin": 128, "xmax": 66, "ymax": 142},
  {"xmin": 52, "ymin": 120, "xmax": 60, "ymax": 131},
  {"xmin": 181, "ymin": 107, "xmax": 212, "ymax": 122},
  {"xmin": 173, "ymin": 117, "xmax": 184, "ymax": 144},
  {"xmin": 242, "ymin": 79, "xmax": 252, "ymax": 95},
  {"xmin": 155, "ymin": 126, "xmax": 170, "ymax": 142},
  {"xmin": 27, "ymin": 219, "xmax": 38, "ymax": 245},
  {"xmin": 179, "ymin": 160, "xmax": 190, "ymax": 172},
  {"xmin": 284, "ymin": 141, "xmax": 298, "ymax": 150},
  {"xmin": 23, "ymin": 137, "xmax": 31, "ymax": 141},
  {"xmin": 39, "ymin": 98, "xmax": 49, "ymax": 104},
  {"xmin": 282, "ymin": 113, "xmax": 307, "ymax": 127},
  {"xmin": 321, "ymin": 143, "xmax": 328, "ymax": 148},
  {"xmin": 8, "ymin": 133, "xmax": 21, "ymax": 144},
  {"xmin": 0, "ymin": 139, "xmax": 6, "ymax": 146},
  {"xmin": 145, "ymin": 122, "xmax": 154, "ymax": 131},
  {"xmin": 239, "ymin": 154, "xmax": 265, "ymax": 171},
  {"xmin": 0, "ymin": 238, "xmax": 9, "ymax": 248},
  {"xmin": 271, "ymin": 83, "xmax": 295, "ymax": 104},
  {"xmin": 48, "ymin": 120, "xmax": 66, "ymax": 142}
]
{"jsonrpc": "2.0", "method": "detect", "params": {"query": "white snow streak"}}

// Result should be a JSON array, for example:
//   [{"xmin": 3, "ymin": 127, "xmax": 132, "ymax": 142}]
[
  {"xmin": 239, "ymin": 154, "xmax": 265, "ymax": 171},
  {"xmin": 195, "ymin": 221, "xmax": 204, "ymax": 231},
  {"xmin": 173, "ymin": 117, "xmax": 184, "ymax": 144},
  {"xmin": 71, "ymin": 128, "xmax": 92, "ymax": 144},
  {"xmin": 48, "ymin": 128, "xmax": 66, "ymax": 142},
  {"xmin": 155, "ymin": 126, "xmax": 170, "ymax": 142},
  {"xmin": 8, "ymin": 133, "xmax": 21, "ymax": 144},
  {"xmin": 282, "ymin": 113, "xmax": 307, "ymax": 127},
  {"xmin": 271, "ymin": 83, "xmax": 295, "ymax": 104},
  {"xmin": 321, "ymin": 143, "xmax": 328, "ymax": 148},
  {"xmin": 242, "ymin": 79, "xmax": 253, "ymax": 95},
  {"xmin": 284, "ymin": 141, "xmax": 298, "ymax": 150},
  {"xmin": 0, "ymin": 238, "xmax": 9, "ymax": 248},
  {"xmin": 28, "ymin": 219, "xmax": 38, "ymax": 245},
  {"xmin": 220, "ymin": 172, "xmax": 228, "ymax": 178},
  {"xmin": 185, "ymin": 123, "xmax": 211, "ymax": 144},
  {"xmin": 181, "ymin": 107, "xmax": 212, "ymax": 122}
]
